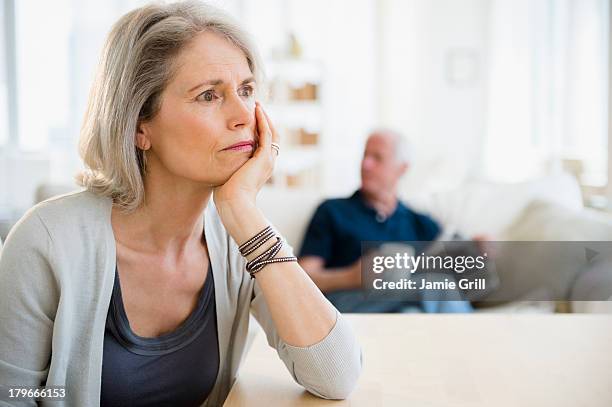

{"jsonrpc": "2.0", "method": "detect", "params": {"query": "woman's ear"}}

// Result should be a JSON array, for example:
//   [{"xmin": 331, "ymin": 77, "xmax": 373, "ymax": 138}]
[{"xmin": 135, "ymin": 122, "xmax": 151, "ymax": 150}]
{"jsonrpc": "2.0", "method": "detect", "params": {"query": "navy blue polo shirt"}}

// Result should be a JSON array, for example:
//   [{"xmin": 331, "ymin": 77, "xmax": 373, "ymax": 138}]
[{"xmin": 299, "ymin": 189, "xmax": 441, "ymax": 268}]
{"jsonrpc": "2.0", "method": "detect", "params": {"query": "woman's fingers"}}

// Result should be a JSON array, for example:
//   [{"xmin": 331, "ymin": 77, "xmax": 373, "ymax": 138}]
[
  {"xmin": 261, "ymin": 107, "xmax": 279, "ymax": 145},
  {"xmin": 255, "ymin": 102, "xmax": 271, "ymax": 150}
]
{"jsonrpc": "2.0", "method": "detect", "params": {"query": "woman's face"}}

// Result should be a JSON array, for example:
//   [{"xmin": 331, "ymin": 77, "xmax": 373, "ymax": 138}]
[{"xmin": 140, "ymin": 31, "xmax": 258, "ymax": 186}]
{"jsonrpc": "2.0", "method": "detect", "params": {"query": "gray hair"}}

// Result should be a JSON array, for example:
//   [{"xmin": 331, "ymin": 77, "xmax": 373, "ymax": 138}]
[
  {"xmin": 369, "ymin": 128, "xmax": 412, "ymax": 164},
  {"xmin": 78, "ymin": 0, "xmax": 264, "ymax": 211}
]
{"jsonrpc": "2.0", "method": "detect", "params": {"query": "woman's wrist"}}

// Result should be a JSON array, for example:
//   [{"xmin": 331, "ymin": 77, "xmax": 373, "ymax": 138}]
[{"xmin": 215, "ymin": 199, "xmax": 269, "ymax": 247}]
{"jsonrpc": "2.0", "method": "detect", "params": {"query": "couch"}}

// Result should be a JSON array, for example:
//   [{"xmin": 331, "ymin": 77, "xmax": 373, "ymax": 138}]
[{"xmin": 257, "ymin": 173, "xmax": 612, "ymax": 313}]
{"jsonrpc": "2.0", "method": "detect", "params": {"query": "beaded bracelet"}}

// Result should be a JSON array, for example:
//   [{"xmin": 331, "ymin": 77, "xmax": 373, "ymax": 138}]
[
  {"xmin": 238, "ymin": 225, "xmax": 274, "ymax": 256},
  {"xmin": 239, "ymin": 226, "xmax": 297, "ymax": 279},
  {"xmin": 241, "ymin": 228, "xmax": 276, "ymax": 257}
]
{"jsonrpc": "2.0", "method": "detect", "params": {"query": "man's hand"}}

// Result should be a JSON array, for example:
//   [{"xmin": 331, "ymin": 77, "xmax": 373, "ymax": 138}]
[
  {"xmin": 299, "ymin": 256, "xmax": 363, "ymax": 293},
  {"xmin": 472, "ymin": 234, "xmax": 495, "ymax": 258},
  {"xmin": 347, "ymin": 257, "xmax": 363, "ymax": 287}
]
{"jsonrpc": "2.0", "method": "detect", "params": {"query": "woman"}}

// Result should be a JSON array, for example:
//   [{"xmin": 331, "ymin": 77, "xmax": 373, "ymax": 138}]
[{"xmin": 0, "ymin": 2, "xmax": 362, "ymax": 406}]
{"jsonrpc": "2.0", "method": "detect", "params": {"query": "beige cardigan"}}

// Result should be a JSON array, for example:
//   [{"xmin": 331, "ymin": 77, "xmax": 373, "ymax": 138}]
[{"xmin": 0, "ymin": 191, "xmax": 362, "ymax": 406}]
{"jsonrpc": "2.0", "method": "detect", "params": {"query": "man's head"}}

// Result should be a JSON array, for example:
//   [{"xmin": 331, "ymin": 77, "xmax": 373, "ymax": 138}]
[{"xmin": 360, "ymin": 129, "xmax": 410, "ymax": 197}]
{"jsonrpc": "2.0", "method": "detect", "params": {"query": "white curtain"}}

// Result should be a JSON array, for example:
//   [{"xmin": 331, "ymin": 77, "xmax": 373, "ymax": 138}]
[{"xmin": 483, "ymin": 0, "xmax": 609, "ymax": 185}]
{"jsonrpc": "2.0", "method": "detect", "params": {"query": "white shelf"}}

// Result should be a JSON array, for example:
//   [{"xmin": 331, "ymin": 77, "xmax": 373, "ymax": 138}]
[
  {"xmin": 266, "ymin": 102, "xmax": 323, "ymax": 130},
  {"xmin": 274, "ymin": 146, "xmax": 321, "ymax": 175},
  {"xmin": 266, "ymin": 58, "xmax": 324, "ymax": 83},
  {"xmin": 263, "ymin": 57, "xmax": 326, "ymax": 188}
]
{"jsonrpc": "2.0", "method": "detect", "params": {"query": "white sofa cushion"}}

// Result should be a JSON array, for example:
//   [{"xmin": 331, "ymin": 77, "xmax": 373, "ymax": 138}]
[
  {"xmin": 502, "ymin": 200, "xmax": 612, "ymax": 241},
  {"xmin": 405, "ymin": 173, "xmax": 583, "ymax": 238},
  {"xmin": 501, "ymin": 200, "xmax": 612, "ymax": 313},
  {"xmin": 257, "ymin": 187, "xmax": 325, "ymax": 250}
]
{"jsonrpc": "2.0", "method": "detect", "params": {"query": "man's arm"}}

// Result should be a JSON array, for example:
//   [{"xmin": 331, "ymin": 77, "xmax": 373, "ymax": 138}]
[
  {"xmin": 299, "ymin": 256, "xmax": 361, "ymax": 293},
  {"xmin": 299, "ymin": 201, "xmax": 362, "ymax": 293}
]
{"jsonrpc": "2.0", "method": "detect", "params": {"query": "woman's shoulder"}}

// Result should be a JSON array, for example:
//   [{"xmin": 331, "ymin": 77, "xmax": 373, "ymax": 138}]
[
  {"xmin": 8, "ymin": 189, "xmax": 111, "ymax": 246},
  {"xmin": 35, "ymin": 188, "xmax": 109, "ymax": 220},
  {"xmin": 36, "ymin": 188, "xmax": 108, "ymax": 211}
]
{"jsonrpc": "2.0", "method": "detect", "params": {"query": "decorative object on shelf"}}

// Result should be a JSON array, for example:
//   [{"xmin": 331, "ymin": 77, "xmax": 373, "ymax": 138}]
[
  {"xmin": 288, "ymin": 32, "xmax": 303, "ymax": 59},
  {"xmin": 298, "ymin": 129, "xmax": 318, "ymax": 145},
  {"xmin": 290, "ymin": 83, "xmax": 318, "ymax": 101}
]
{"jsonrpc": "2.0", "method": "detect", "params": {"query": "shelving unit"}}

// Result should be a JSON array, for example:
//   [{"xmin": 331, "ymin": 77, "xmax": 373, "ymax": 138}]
[{"xmin": 263, "ymin": 58, "xmax": 326, "ymax": 188}]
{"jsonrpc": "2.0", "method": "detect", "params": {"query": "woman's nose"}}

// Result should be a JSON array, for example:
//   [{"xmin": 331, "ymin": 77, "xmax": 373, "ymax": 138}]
[{"xmin": 226, "ymin": 93, "xmax": 254, "ymax": 130}]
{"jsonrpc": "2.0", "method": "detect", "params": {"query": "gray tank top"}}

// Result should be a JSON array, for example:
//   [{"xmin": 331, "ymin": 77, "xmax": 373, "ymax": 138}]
[{"xmin": 100, "ymin": 261, "xmax": 219, "ymax": 406}]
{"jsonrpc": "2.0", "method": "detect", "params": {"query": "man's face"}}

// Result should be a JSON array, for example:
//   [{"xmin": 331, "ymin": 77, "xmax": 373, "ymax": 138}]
[{"xmin": 360, "ymin": 134, "xmax": 406, "ymax": 196}]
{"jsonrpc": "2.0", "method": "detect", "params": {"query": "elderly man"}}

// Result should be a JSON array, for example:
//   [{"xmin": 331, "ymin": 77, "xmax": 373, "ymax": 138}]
[{"xmin": 298, "ymin": 129, "xmax": 472, "ymax": 313}]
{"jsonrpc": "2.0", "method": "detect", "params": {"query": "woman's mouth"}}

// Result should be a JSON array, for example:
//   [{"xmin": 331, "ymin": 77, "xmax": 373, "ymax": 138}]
[{"xmin": 223, "ymin": 141, "xmax": 254, "ymax": 152}]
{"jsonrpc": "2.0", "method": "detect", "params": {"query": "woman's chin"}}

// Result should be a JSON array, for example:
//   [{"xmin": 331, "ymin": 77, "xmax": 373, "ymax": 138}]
[
  {"xmin": 231, "ymin": 154, "xmax": 252, "ymax": 169},
  {"xmin": 215, "ymin": 159, "xmax": 250, "ymax": 183}
]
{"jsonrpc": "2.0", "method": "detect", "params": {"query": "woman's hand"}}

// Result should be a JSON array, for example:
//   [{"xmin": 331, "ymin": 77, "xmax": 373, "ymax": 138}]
[
  {"xmin": 213, "ymin": 102, "xmax": 279, "ymax": 245},
  {"xmin": 213, "ymin": 102, "xmax": 278, "ymax": 209}
]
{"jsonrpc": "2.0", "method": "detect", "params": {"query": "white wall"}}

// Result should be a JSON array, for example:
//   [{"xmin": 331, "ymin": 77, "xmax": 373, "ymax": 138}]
[
  {"xmin": 318, "ymin": 0, "xmax": 379, "ymax": 196},
  {"xmin": 378, "ymin": 0, "xmax": 489, "ymax": 199}
]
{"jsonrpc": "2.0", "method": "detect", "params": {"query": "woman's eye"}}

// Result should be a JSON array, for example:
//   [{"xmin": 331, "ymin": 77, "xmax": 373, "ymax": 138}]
[
  {"xmin": 238, "ymin": 85, "xmax": 254, "ymax": 98},
  {"xmin": 198, "ymin": 90, "xmax": 217, "ymax": 102}
]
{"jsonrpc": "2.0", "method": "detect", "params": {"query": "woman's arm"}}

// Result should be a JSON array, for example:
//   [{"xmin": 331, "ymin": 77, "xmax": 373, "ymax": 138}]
[
  {"xmin": 218, "ymin": 201, "xmax": 362, "ymax": 400},
  {"xmin": 0, "ymin": 211, "xmax": 58, "ymax": 407},
  {"xmin": 214, "ymin": 102, "xmax": 340, "ymax": 346},
  {"xmin": 216, "ymin": 200, "xmax": 336, "ymax": 347},
  {"xmin": 214, "ymin": 103, "xmax": 362, "ymax": 399}
]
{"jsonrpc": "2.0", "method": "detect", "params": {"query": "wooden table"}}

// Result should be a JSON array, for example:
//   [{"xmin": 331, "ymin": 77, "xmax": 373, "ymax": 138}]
[{"xmin": 224, "ymin": 314, "xmax": 612, "ymax": 407}]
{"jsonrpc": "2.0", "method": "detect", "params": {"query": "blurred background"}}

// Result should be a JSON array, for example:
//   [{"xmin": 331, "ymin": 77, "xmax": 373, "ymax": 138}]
[{"xmin": 0, "ymin": 0, "xmax": 610, "ymax": 248}]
